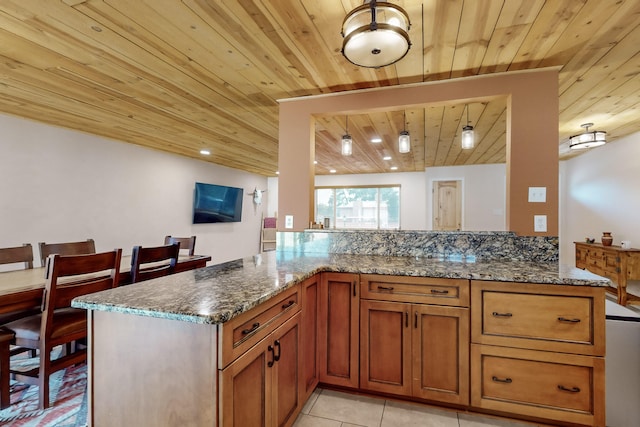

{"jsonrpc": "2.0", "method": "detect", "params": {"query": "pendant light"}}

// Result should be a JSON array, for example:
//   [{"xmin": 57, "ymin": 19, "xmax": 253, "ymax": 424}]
[
  {"xmin": 569, "ymin": 123, "xmax": 606, "ymax": 150},
  {"xmin": 461, "ymin": 105, "xmax": 475, "ymax": 150},
  {"xmin": 398, "ymin": 111, "xmax": 410, "ymax": 153},
  {"xmin": 341, "ymin": 116, "xmax": 353, "ymax": 156},
  {"xmin": 341, "ymin": 0, "xmax": 411, "ymax": 68}
]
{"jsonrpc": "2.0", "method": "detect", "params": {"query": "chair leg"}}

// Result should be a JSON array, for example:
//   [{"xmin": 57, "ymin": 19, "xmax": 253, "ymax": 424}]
[
  {"xmin": 0, "ymin": 332, "xmax": 12, "ymax": 409},
  {"xmin": 38, "ymin": 350, "xmax": 50, "ymax": 409}
]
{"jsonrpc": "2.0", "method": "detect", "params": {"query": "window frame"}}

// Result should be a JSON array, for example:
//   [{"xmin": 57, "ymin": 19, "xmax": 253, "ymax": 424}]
[{"xmin": 314, "ymin": 184, "xmax": 401, "ymax": 230}]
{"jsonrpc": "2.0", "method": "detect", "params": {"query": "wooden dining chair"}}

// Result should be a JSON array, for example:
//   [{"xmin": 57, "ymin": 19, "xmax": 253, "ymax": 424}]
[
  {"xmin": 130, "ymin": 243, "xmax": 180, "ymax": 284},
  {"xmin": 38, "ymin": 239, "xmax": 96, "ymax": 267},
  {"xmin": 3, "ymin": 249, "xmax": 122, "ymax": 409},
  {"xmin": 0, "ymin": 243, "xmax": 40, "ymax": 344},
  {"xmin": 0, "ymin": 243, "xmax": 34, "ymax": 270},
  {"xmin": 164, "ymin": 235, "xmax": 196, "ymax": 256}
]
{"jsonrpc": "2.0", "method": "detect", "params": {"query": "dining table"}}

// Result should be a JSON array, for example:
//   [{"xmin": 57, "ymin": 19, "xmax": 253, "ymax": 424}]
[
  {"xmin": 0, "ymin": 254, "xmax": 212, "ymax": 316},
  {"xmin": 0, "ymin": 253, "xmax": 210, "ymax": 409}
]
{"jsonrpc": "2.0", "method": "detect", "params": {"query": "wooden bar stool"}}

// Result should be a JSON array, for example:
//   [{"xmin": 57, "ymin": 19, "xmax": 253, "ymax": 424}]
[{"xmin": 0, "ymin": 328, "xmax": 15, "ymax": 409}]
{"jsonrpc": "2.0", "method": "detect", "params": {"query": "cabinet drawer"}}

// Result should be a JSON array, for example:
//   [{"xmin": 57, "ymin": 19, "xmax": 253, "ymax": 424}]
[
  {"xmin": 361, "ymin": 275, "xmax": 469, "ymax": 307},
  {"xmin": 219, "ymin": 285, "xmax": 300, "ymax": 368},
  {"xmin": 471, "ymin": 344, "xmax": 604, "ymax": 427},
  {"xmin": 471, "ymin": 281, "xmax": 605, "ymax": 356}
]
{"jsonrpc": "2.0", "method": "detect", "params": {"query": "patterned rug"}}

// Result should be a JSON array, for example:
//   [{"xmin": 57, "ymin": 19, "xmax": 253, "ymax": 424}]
[{"xmin": 0, "ymin": 360, "xmax": 87, "ymax": 427}]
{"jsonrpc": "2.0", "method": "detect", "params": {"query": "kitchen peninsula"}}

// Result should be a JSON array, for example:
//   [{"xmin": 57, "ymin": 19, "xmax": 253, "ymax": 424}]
[{"xmin": 73, "ymin": 231, "xmax": 609, "ymax": 427}]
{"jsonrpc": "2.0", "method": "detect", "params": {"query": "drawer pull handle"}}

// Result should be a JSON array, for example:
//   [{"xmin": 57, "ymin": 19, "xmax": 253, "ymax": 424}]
[
  {"xmin": 430, "ymin": 289, "xmax": 449, "ymax": 294},
  {"xmin": 241, "ymin": 322, "xmax": 260, "ymax": 335},
  {"xmin": 267, "ymin": 344, "xmax": 275, "ymax": 367},
  {"xmin": 557, "ymin": 317, "xmax": 581, "ymax": 323},
  {"xmin": 492, "ymin": 312, "xmax": 513, "ymax": 318},
  {"xmin": 558, "ymin": 385, "xmax": 580, "ymax": 393},
  {"xmin": 377, "ymin": 286, "xmax": 394, "ymax": 291},
  {"xmin": 282, "ymin": 300, "xmax": 295, "ymax": 309},
  {"xmin": 492, "ymin": 376, "xmax": 512, "ymax": 384}
]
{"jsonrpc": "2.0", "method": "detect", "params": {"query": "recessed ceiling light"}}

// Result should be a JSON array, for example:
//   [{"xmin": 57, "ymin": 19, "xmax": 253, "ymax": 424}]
[
  {"xmin": 314, "ymin": 160, "xmax": 318, "ymax": 164},
  {"xmin": 329, "ymin": 169, "xmax": 337, "ymax": 173},
  {"xmin": 200, "ymin": 149, "xmax": 211, "ymax": 155},
  {"xmin": 390, "ymin": 166, "xmax": 398, "ymax": 171},
  {"xmin": 383, "ymin": 156, "xmax": 392, "ymax": 161},
  {"xmin": 275, "ymin": 171, "xmax": 279, "ymax": 175},
  {"xmin": 371, "ymin": 137, "xmax": 382, "ymax": 143}
]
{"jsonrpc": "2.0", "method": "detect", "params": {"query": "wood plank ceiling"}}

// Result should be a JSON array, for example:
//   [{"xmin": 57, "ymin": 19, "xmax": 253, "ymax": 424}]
[{"xmin": 0, "ymin": 0, "xmax": 638, "ymax": 176}]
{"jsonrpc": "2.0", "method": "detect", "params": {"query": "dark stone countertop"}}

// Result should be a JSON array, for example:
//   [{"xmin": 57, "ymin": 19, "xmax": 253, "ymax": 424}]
[{"xmin": 72, "ymin": 252, "xmax": 610, "ymax": 325}]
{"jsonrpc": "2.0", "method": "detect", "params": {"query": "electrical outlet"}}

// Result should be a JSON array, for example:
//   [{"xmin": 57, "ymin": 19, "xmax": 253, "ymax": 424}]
[
  {"xmin": 285, "ymin": 215, "xmax": 294, "ymax": 229},
  {"xmin": 528, "ymin": 187, "xmax": 546, "ymax": 203},
  {"xmin": 534, "ymin": 215, "xmax": 547, "ymax": 232}
]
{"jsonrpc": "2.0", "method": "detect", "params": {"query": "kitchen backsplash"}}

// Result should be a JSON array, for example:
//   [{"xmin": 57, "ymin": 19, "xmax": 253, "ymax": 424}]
[{"xmin": 276, "ymin": 230, "xmax": 559, "ymax": 263}]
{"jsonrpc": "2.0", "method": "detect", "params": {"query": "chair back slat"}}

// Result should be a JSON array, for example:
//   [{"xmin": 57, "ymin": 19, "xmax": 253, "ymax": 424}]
[
  {"xmin": 130, "ymin": 243, "xmax": 180, "ymax": 283},
  {"xmin": 164, "ymin": 235, "xmax": 196, "ymax": 256},
  {"xmin": 42, "ymin": 249, "xmax": 122, "ymax": 332},
  {"xmin": 39, "ymin": 239, "xmax": 96, "ymax": 266},
  {"xmin": 0, "ymin": 244, "xmax": 34, "ymax": 269}
]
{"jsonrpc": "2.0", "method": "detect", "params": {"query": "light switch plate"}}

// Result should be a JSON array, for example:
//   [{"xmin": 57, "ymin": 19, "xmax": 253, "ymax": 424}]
[
  {"xmin": 534, "ymin": 215, "xmax": 547, "ymax": 232},
  {"xmin": 528, "ymin": 187, "xmax": 546, "ymax": 203},
  {"xmin": 285, "ymin": 215, "xmax": 294, "ymax": 229}
]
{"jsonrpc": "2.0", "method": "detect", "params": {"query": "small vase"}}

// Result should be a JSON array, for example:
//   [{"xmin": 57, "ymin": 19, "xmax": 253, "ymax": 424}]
[{"xmin": 601, "ymin": 232, "xmax": 613, "ymax": 246}]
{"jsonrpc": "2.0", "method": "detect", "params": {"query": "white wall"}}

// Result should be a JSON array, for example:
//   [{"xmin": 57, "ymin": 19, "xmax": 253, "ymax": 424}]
[
  {"xmin": 314, "ymin": 172, "xmax": 428, "ymax": 230},
  {"xmin": 0, "ymin": 114, "xmax": 268, "ymax": 267},
  {"xmin": 425, "ymin": 164, "xmax": 506, "ymax": 231},
  {"xmin": 560, "ymin": 132, "xmax": 640, "ymax": 264}
]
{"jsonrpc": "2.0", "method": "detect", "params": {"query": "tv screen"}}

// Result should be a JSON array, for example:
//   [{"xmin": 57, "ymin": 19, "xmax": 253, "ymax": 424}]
[{"xmin": 193, "ymin": 182, "xmax": 243, "ymax": 224}]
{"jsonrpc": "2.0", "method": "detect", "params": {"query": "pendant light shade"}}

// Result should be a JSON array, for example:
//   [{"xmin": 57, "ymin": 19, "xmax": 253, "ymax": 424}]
[
  {"xmin": 461, "ymin": 105, "xmax": 475, "ymax": 150},
  {"xmin": 341, "ymin": 1, "xmax": 411, "ymax": 68},
  {"xmin": 398, "ymin": 111, "xmax": 410, "ymax": 153},
  {"xmin": 341, "ymin": 117, "xmax": 353, "ymax": 156},
  {"xmin": 569, "ymin": 123, "xmax": 606, "ymax": 150}
]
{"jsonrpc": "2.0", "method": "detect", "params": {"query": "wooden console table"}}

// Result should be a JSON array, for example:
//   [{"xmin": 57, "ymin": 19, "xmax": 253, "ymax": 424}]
[{"xmin": 575, "ymin": 242, "xmax": 640, "ymax": 305}]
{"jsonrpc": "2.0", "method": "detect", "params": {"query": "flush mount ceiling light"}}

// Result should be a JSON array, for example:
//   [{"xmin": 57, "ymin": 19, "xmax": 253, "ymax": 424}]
[
  {"xmin": 461, "ymin": 105, "xmax": 475, "ymax": 150},
  {"xmin": 569, "ymin": 123, "xmax": 607, "ymax": 150},
  {"xmin": 341, "ymin": 0, "xmax": 411, "ymax": 68},
  {"xmin": 398, "ymin": 111, "xmax": 410, "ymax": 153},
  {"xmin": 341, "ymin": 116, "xmax": 353, "ymax": 156}
]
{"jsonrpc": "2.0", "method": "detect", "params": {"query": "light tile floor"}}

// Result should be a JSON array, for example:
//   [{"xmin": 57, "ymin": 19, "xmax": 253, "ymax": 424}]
[{"xmin": 293, "ymin": 388, "xmax": 551, "ymax": 427}]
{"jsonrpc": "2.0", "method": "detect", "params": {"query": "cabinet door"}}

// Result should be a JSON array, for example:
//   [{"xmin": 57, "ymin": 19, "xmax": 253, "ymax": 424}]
[
  {"xmin": 300, "ymin": 275, "xmax": 320, "ymax": 401},
  {"xmin": 272, "ymin": 312, "xmax": 302, "ymax": 427},
  {"xmin": 319, "ymin": 272, "xmax": 359, "ymax": 388},
  {"xmin": 412, "ymin": 304, "xmax": 469, "ymax": 405},
  {"xmin": 220, "ymin": 336, "xmax": 271, "ymax": 427},
  {"xmin": 360, "ymin": 300, "xmax": 411, "ymax": 396}
]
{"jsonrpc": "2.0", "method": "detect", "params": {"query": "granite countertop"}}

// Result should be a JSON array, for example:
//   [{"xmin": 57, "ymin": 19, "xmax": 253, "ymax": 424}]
[{"xmin": 71, "ymin": 251, "xmax": 610, "ymax": 325}]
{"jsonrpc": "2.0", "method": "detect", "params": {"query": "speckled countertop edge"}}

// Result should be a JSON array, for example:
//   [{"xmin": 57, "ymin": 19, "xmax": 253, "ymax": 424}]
[{"xmin": 72, "ymin": 252, "xmax": 610, "ymax": 325}]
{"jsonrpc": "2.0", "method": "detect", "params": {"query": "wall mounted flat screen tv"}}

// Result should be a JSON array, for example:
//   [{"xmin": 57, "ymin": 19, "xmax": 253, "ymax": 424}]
[{"xmin": 193, "ymin": 182, "xmax": 243, "ymax": 224}]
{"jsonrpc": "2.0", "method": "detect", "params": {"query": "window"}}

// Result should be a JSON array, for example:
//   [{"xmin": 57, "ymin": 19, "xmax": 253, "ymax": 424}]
[{"xmin": 315, "ymin": 185, "xmax": 400, "ymax": 230}]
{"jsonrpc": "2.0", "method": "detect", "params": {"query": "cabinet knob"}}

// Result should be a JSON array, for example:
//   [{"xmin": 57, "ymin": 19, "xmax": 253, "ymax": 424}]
[
  {"xmin": 557, "ymin": 317, "xmax": 581, "ymax": 323},
  {"xmin": 558, "ymin": 385, "xmax": 580, "ymax": 393},
  {"xmin": 241, "ymin": 322, "xmax": 260, "ymax": 335},
  {"xmin": 491, "ymin": 312, "xmax": 513, "ymax": 318}
]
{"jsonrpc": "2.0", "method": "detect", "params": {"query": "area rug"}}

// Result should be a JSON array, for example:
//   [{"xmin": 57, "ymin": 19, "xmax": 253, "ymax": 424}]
[{"xmin": 0, "ymin": 361, "xmax": 88, "ymax": 426}]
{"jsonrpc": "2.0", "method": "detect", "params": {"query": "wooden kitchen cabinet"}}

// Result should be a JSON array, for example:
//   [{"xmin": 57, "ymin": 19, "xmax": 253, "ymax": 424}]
[
  {"xmin": 218, "ymin": 284, "xmax": 302, "ymax": 427},
  {"xmin": 470, "ymin": 280, "xmax": 606, "ymax": 426},
  {"xmin": 220, "ymin": 312, "xmax": 301, "ymax": 427},
  {"xmin": 575, "ymin": 241, "xmax": 640, "ymax": 305},
  {"xmin": 318, "ymin": 272, "xmax": 359, "ymax": 388},
  {"xmin": 300, "ymin": 274, "xmax": 320, "ymax": 401},
  {"xmin": 359, "ymin": 275, "xmax": 470, "ymax": 405}
]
